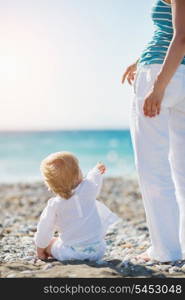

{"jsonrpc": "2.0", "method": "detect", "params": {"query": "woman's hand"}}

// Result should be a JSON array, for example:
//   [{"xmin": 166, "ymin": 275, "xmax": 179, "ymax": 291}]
[
  {"xmin": 143, "ymin": 84, "xmax": 165, "ymax": 117},
  {"xmin": 121, "ymin": 59, "xmax": 138, "ymax": 85}
]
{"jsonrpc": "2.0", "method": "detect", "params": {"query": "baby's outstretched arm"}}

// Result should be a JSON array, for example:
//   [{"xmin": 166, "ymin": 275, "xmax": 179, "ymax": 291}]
[{"xmin": 86, "ymin": 162, "xmax": 106, "ymax": 197}]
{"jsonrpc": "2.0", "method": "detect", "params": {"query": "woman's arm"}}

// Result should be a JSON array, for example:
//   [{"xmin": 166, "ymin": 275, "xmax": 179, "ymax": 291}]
[{"xmin": 144, "ymin": 0, "xmax": 185, "ymax": 117}]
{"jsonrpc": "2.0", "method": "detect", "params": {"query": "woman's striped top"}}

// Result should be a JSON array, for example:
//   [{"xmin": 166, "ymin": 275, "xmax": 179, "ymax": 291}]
[{"xmin": 138, "ymin": 0, "xmax": 185, "ymax": 66}]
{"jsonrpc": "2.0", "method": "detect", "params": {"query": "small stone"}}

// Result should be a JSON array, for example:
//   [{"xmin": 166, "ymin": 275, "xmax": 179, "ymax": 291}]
[
  {"xmin": 23, "ymin": 256, "xmax": 34, "ymax": 261},
  {"xmin": 4, "ymin": 254, "xmax": 13, "ymax": 262},
  {"xmin": 158, "ymin": 265, "xmax": 171, "ymax": 272},
  {"xmin": 119, "ymin": 259, "xmax": 131, "ymax": 268},
  {"xmin": 42, "ymin": 263, "xmax": 53, "ymax": 271},
  {"xmin": 120, "ymin": 243, "xmax": 133, "ymax": 249},
  {"xmin": 6, "ymin": 273, "xmax": 16, "ymax": 278},
  {"xmin": 106, "ymin": 240, "xmax": 114, "ymax": 245},
  {"xmin": 21, "ymin": 270, "xmax": 33, "ymax": 274},
  {"xmin": 138, "ymin": 226, "xmax": 148, "ymax": 231},
  {"xmin": 169, "ymin": 266, "xmax": 180, "ymax": 274},
  {"xmin": 68, "ymin": 274, "xmax": 77, "ymax": 278},
  {"xmin": 138, "ymin": 245, "xmax": 146, "ymax": 250},
  {"xmin": 181, "ymin": 264, "xmax": 185, "ymax": 272}
]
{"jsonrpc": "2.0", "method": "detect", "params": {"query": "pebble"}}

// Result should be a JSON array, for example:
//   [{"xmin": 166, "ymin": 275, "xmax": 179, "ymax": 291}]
[
  {"xmin": 168, "ymin": 266, "xmax": 180, "ymax": 274},
  {"xmin": 21, "ymin": 270, "xmax": 33, "ymax": 274},
  {"xmin": 181, "ymin": 264, "xmax": 185, "ymax": 272},
  {"xmin": 68, "ymin": 274, "xmax": 77, "ymax": 278},
  {"xmin": 6, "ymin": 273, "xmax": 16, "ymax": 278},
  {"xmin": 23, "ymin": 256, "xmax": 35, "ymax": 261},
  {"xmin": 119, "ymin": 260, "xmax": 130, "ymax": 268},
  {"xmin": 156, "ymin": 265, "xmax": 171, "ymax": 272},
  {"xmin": 4, "ymin": 255, "xmax": 13, "ymax": 262},
  {"xmin": 42, "ymin": 263, "xmax": 53, "ymax": 271}
]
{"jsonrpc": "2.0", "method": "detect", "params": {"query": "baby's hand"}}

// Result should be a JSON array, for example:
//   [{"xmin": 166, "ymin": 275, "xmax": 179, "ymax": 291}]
[
  {"xmin": 96, "ymin": 162, "xmax": 106, "ymax": 174},
  {"xmin": 36, "ymin": 247, "xmax": 48, "ymax": 260}
]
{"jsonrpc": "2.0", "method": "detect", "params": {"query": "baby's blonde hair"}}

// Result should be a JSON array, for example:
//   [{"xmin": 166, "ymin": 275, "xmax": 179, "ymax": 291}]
[{"xmin": 40, "ymin": 151, "xmax": 80, "ymax": 199}]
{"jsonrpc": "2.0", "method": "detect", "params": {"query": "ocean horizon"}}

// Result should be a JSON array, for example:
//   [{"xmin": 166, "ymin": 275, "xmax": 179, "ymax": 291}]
[{"xmin": 0, "ymin": 129, "xmax": 137, "ymax": 183}]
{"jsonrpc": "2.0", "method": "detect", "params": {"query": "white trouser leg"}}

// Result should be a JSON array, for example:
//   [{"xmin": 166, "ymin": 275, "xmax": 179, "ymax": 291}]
[
  {"xmin": 169, "ymin": 107, "xmax": 185, "ymax": 258},
  {"xmin": 129, "ymin": 96, "xmax": 181, "ymax": 262}
]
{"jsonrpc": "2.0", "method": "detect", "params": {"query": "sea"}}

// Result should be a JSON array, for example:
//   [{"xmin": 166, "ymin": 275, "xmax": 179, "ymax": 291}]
[{"xmin": 0, "ymin": 130, "xmax": 137, "ymax": 183}]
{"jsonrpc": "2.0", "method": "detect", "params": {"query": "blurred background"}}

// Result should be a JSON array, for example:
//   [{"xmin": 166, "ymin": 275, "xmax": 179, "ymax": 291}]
[{"xmin": 0, "ymin": 0, "xmax": 154, "ymax": 182}]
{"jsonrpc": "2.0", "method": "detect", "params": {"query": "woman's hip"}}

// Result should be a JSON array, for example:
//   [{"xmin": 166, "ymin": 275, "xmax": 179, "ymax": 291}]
[{"xmin": 133, "ymin": 63, "xmax": 185, "ymax": 111}]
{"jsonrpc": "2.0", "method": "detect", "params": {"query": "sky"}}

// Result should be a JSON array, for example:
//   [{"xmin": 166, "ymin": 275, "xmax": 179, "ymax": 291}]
[{"xmin": 0, "ymin": 0, "xmax": 154, "ymax": 130}]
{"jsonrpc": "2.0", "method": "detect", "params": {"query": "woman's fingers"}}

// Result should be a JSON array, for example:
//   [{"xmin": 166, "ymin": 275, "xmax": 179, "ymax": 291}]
[
  {"xmin": 156, "ymin": 102, "xmax": 161, "ymax": 115},
  {"xmin": 127, "ymin": 76, "xmax": 132, "ymax": 85},
  {"xmin": 143, "ymin": 99, "xmax": 152, "ymax": 117},
  {"xmin": 121, "ymin": 64, "xmax": 137, "ymax": 85},
  {"xmin": 143, "ymin": 88, "xmax": 164, "ymax": 117},
  {"xmin": 122, "ymin": 67, "xmax": 135, "ymax": 84},
  {"xmin": 131, "ymin": 73, "xmax": 135, "ymax": 81},
  {"xmin": 143, "ymin": 99, "xmax": 149, "ymax": 115},
  {"xmin": 143, "ymin": 100, "xmax": 161, "ymax": 117},
  {"xmin": 121, "ymin": 67, "xmax": 130, "ymax": 84},
  {"xmin": 127, "ymin": 72, "xmax": 135, "ymax": 85},
  {"xmin": 151, "ymin": 102, "xmax": 157, "ymax": 117}
]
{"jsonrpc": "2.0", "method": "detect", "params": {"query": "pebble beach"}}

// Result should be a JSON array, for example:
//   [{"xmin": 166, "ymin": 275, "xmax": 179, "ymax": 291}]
[{"xmin": 1, "ymin": 177, "xmax": 185, "ymax": 278}]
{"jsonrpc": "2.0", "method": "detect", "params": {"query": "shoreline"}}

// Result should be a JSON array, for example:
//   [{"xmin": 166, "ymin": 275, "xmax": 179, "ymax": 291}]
[{"xmin": 1, "ymin": 178, "xmax": 185, "ymax": 278}]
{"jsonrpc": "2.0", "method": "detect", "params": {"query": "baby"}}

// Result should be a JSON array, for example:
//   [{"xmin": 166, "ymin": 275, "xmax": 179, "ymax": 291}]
[{"xmin": 34, "ymin": 151, "xmax": 119, "ymax": 262}]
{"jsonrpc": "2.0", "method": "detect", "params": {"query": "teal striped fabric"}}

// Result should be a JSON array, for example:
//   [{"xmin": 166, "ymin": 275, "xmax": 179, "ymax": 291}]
[{"xmin": 138, "ymin": 0, "xmax": 185, "ymax": 66}]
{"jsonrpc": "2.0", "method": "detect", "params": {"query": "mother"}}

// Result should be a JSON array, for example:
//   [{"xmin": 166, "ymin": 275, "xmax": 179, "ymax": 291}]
[{"xmin": 122, "ymin": 0, "xmax": 185, "ymax": 262}]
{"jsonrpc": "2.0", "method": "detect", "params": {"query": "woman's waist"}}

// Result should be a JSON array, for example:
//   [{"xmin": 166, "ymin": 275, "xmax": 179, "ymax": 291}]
[
  {"xmin": 139, "ymin": 36, "xmax": 172, "ymax": 64},
  {"xmin": 137, "ymin": 62, "xmax": 185, "ymax": 73},
  {"xmin": 144, "ymin": 30, "xmax": 173, "ymax": 48},
  {"xmin": 139, "ymin": 36, "xmax": 185, "ymax": 67}
]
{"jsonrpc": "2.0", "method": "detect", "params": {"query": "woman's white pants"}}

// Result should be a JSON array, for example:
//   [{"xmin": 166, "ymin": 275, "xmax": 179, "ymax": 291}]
[{"xmin": 129, "ymin": 63, "xmax": 185, "ymax": 262}]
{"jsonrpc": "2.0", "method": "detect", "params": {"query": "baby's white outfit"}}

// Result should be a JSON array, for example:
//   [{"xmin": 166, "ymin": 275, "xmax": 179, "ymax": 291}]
[{"xmin": 34, "ymin": 166, "xmax": 119, "ymax": 261}]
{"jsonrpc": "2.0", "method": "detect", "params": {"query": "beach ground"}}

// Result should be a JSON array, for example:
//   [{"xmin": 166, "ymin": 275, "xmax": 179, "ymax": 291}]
[{"xmin": 1, "ymin": 178, "xmax": 185, "ymax": 278}]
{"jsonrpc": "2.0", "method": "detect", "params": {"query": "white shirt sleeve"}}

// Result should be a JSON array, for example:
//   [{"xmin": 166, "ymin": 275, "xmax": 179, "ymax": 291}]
[
  {"xmin": 34, "ymin": 198, "xmax": 57, "ymax": 248},
  {"xmin": 86, "ymin": 166, "xmax": 103, "ymax": 197}
]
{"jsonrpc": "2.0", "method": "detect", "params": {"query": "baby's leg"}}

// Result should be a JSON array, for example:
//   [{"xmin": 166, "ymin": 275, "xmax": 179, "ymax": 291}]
[{"xmin": 45, "ymin": 237, "xmax": 59, "ymax": 258}]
